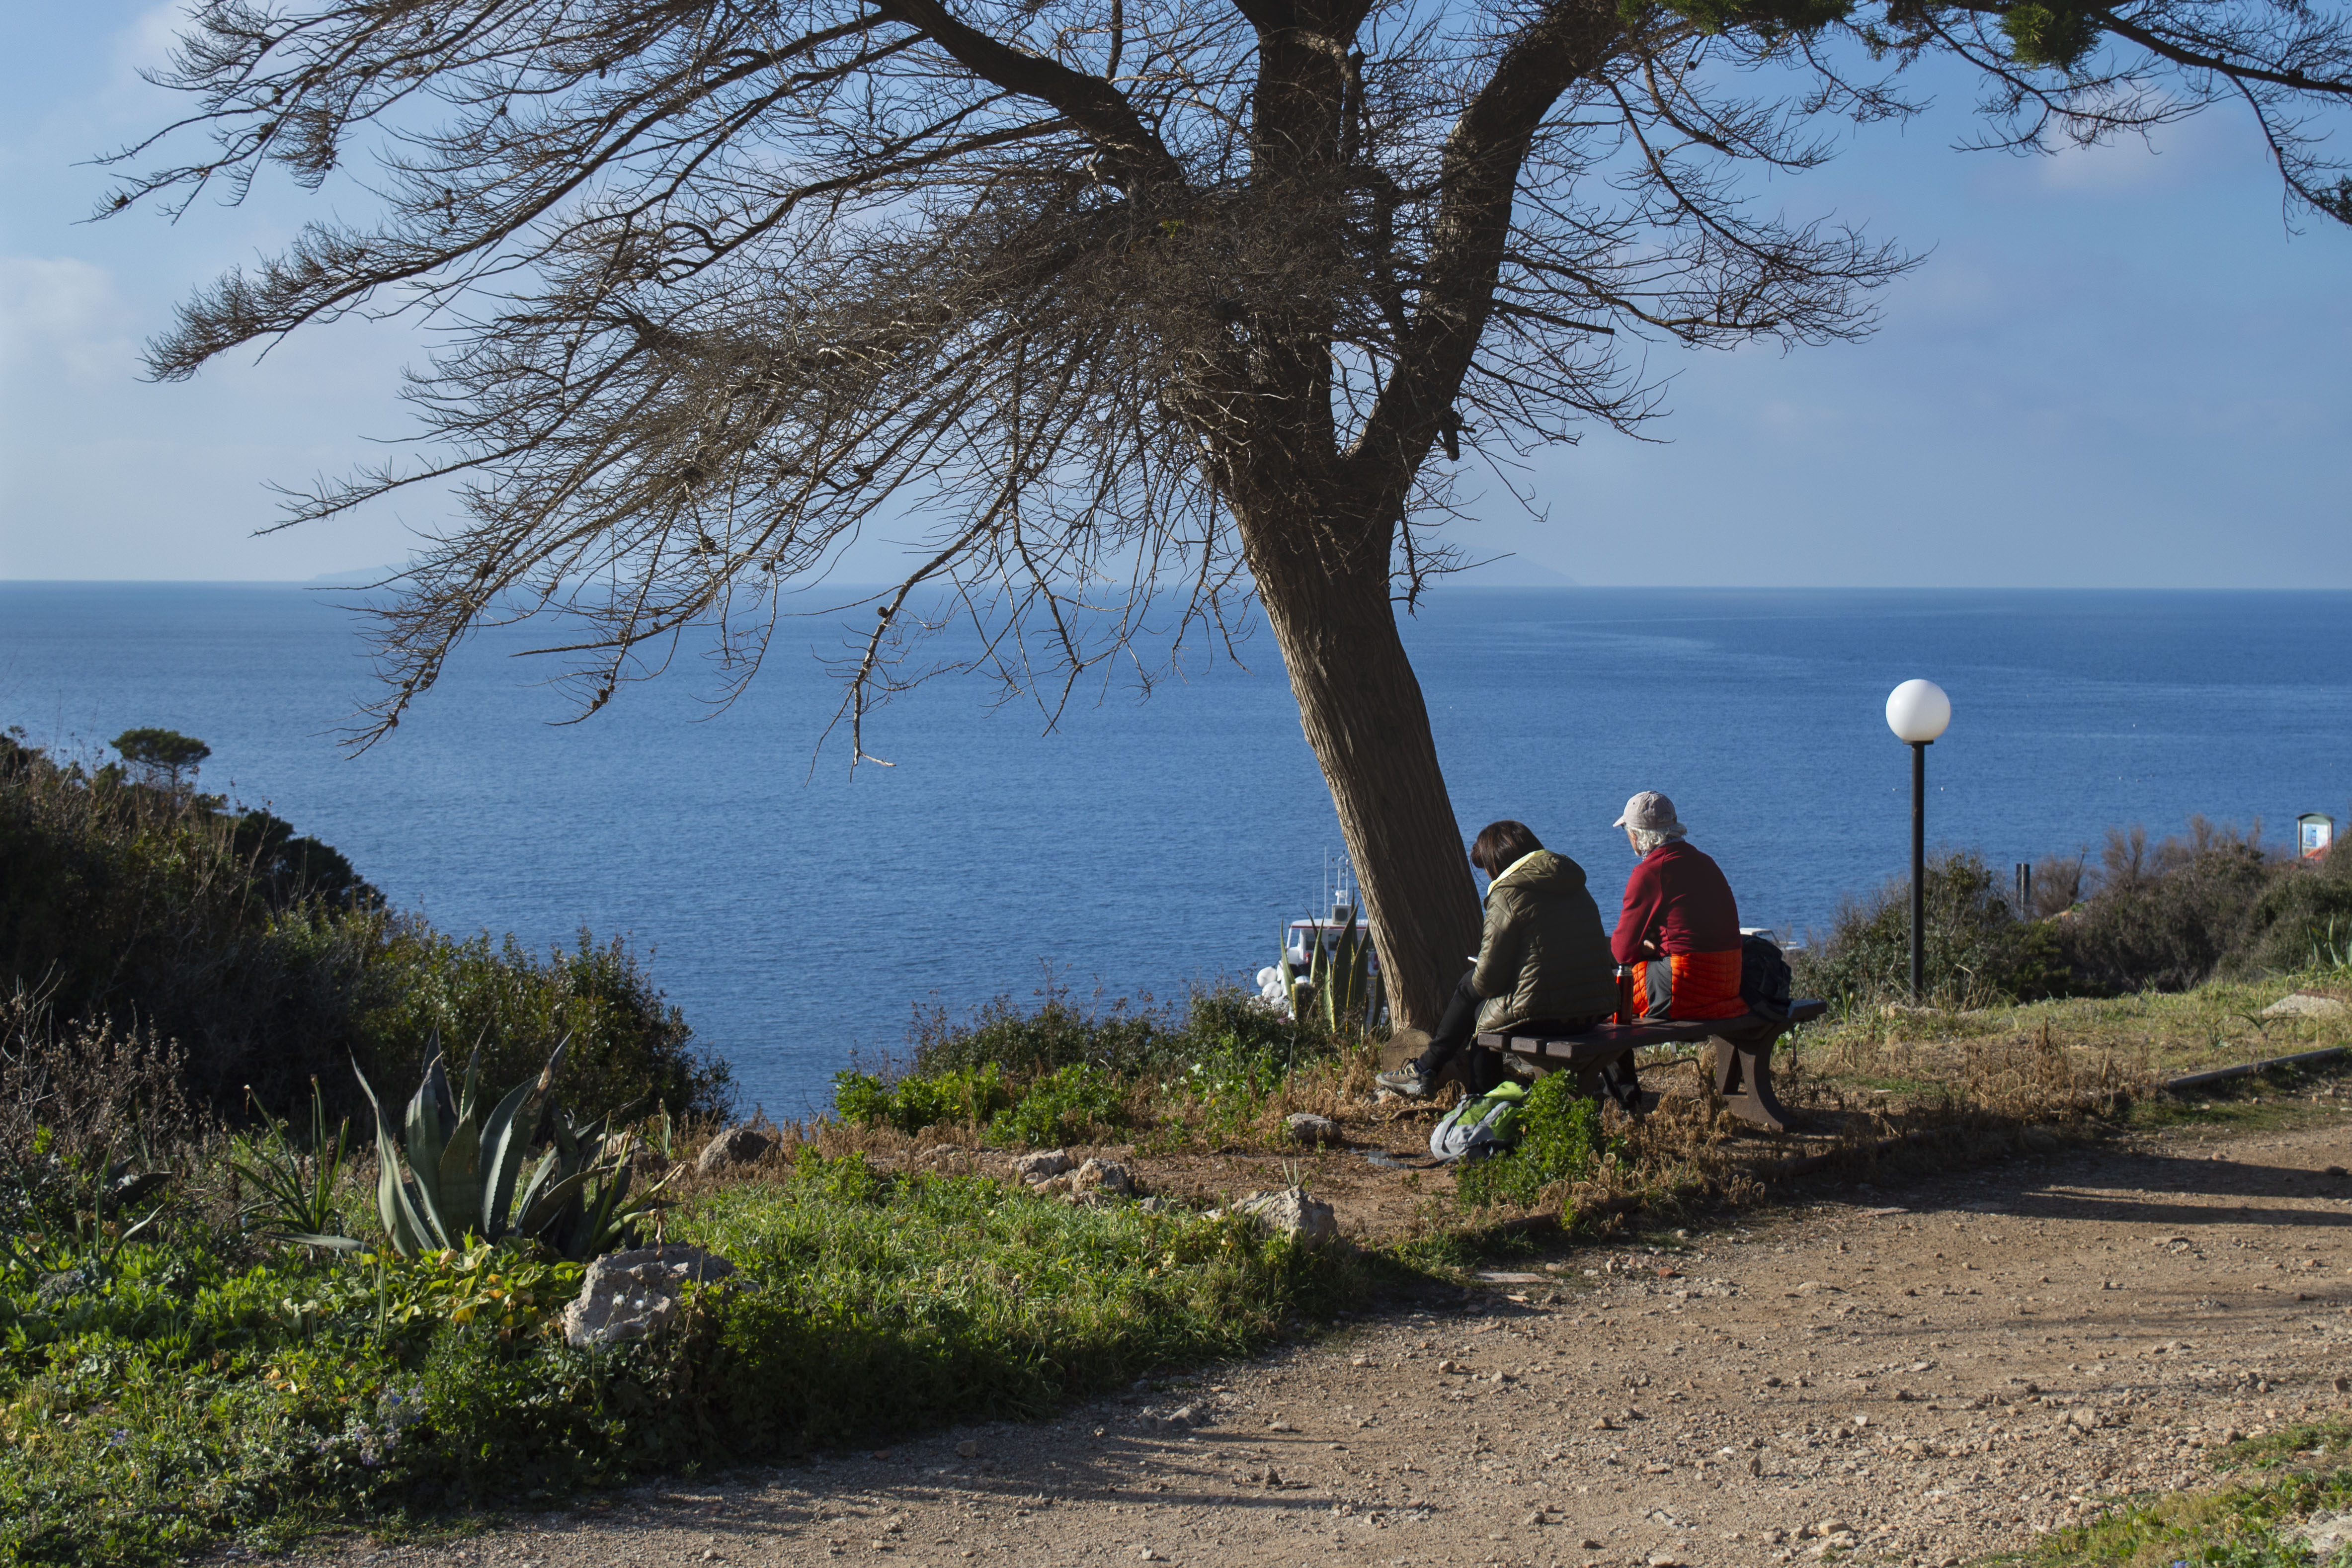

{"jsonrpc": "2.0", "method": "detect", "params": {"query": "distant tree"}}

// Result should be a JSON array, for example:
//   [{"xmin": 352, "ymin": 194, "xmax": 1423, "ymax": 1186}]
[
  {"xmin": 111, "ymin": 728, "xmax": 211, "ymax": 792},
  {"xmin": 229, "ymin": 808, "xmax": 384, "ymax": 911},
  {"xmin": 107, "ymin": 0, "xmax": 2351, "ymax": 1039}
]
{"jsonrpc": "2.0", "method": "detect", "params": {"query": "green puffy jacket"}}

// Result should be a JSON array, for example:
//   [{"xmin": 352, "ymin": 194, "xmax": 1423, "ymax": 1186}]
[{"xmin": 1472, "ymin": 850, "xmax": 1620, "ymax": 1035}]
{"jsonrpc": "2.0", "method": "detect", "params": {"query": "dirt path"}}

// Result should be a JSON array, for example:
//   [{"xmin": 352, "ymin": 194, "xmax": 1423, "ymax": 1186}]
[{"xmin": 322, "ymin": 1112, "xmax": 2352, "ymax": 1568}]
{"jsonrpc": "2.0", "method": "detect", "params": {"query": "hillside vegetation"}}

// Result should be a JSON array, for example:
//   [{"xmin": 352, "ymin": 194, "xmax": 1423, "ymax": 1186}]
[{"xmin": 0, "ymin": 731, "xmax": 728, "ymax": 1122}]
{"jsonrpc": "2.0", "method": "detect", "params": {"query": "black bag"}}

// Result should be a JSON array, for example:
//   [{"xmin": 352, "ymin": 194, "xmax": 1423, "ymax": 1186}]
[{"xmin": 1739, "ymin": 933, "xmax": 1793, "ymax": 1019}]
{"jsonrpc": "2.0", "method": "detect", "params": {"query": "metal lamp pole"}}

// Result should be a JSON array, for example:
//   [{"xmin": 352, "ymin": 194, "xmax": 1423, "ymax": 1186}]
[
  {"xmin": 1910, "ymin": 739, "xmax": 1929, "ymax": 1002},
  {"xmin": 1886, "ymin": 680, "xmax": 1953, "ymax": 1005}
]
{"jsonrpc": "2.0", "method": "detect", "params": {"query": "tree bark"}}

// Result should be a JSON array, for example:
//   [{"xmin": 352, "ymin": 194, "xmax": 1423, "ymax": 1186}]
[{"xmin": 1237, "ymin": 503, "xmax": 1482, "ymax": 1042}]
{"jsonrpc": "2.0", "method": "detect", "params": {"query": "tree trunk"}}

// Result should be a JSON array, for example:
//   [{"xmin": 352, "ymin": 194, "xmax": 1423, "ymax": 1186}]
[{"xmin": 1240, "ymin": 506, "xmax": 1482, "ymax": 1045}]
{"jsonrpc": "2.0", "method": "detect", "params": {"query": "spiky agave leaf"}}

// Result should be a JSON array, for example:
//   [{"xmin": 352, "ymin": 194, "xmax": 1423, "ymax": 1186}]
[
  {"xmin": 354, "ymin": 1060, "xmax": 440, "ymax": 1256},
  {"xmin": 477, "ymin": 1036, "xmax": 569, "ymax": 1241}
]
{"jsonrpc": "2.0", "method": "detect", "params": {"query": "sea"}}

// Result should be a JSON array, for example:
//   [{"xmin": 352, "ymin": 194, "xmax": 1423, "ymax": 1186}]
[{"xmin": 3, "ymin": 583, "xmax": 2347, "ymax": 1115}]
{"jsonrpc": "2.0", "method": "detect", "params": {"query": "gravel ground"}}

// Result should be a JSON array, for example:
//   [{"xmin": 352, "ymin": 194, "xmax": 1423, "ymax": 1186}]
[{"xmin": 300, "ymin": 1111, "xmax": 2352, "ymax": 1568}]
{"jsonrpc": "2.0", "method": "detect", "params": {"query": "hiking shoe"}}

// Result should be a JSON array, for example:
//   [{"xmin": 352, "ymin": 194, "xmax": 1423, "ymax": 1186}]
[{"xmin": 1375, "ymin": 1065, "xmax": 1432, "ymax": 1099}]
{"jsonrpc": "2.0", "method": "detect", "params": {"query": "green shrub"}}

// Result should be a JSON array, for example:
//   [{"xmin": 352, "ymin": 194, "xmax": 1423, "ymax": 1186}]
[
  {"xmin": 1455, "ymin": 1073, "xmax": 1612, "ymax": 1210},
  {"xmin": 1794, "ymin": 849, "xmax": 2066, "ymax": 1008},
  {"xmin": 832, "ymin": 1063, "xmax": 1012, "ymax": 1131},
  {"xmin": 906, "ymin": 980, "xmax": 1175, "ymax": 1079},
  {"xmin": 2052, "ymin": 820, "xmax": 2277, "ymax": 993},
  {"xmin": 2231, "ymin": 841, "xmax": 2352, "ymax": 977},
  {"xmin": 985, "ymin": 1063, "xmax": 1129, "ymax": 1147}
]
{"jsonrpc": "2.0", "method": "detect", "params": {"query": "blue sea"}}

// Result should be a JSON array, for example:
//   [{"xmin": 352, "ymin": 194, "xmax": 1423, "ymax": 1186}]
[{"xmin": 3, "ymin": 584, "xmax": 2347, "ymax": 1114}]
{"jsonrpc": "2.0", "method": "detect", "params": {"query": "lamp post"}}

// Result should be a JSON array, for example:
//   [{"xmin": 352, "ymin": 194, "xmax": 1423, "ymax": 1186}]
[{"xmin": 1885, "ymin": 679, "xmax": 1953, "ymax": 1003}]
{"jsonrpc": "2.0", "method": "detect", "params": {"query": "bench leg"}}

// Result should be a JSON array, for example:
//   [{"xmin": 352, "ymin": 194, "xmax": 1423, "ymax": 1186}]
[{"xmin": 1710, "ymin": 1032, "xmax": 1792, "ymax": 1133}]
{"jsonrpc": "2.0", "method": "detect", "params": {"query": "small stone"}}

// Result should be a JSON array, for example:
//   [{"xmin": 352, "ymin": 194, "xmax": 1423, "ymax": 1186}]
[
  {"xmin": 1815, "ymin": 1519, "xmax": 1852, "ymax": 1537},
  {"xmin": 1284, "ymin": 1112, "xmax": 1343, "ymax": 1146},
  {"xmin": 1014, "ymin": 1149, "xmax": 1075, "ymax": 1181},
  {"xmin": 560, "ymin": 1245, "xmax": 735, "ymax": 1350},
  {"xmin": 2263, "ymin": 992, "xmax": 2348, "ymax": 1018},
  {"xmin": 1073, "ymin": 1158, "xmax": 1136, "ymax": 1198},
  {"xmin": 1231, "ymin": 1186, "xmax": 1340, "ymax": 1244},
  {"xmin": 956, "ymin": 1440, "xmax": 980, "ymax": 1458},
  {"xmin": 695, "ymin": 1124, "xmax": 775, "ymax": 1175}
]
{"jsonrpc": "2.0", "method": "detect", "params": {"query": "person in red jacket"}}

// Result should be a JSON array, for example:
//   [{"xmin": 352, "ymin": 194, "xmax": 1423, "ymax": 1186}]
[{"xmin": 1610, "ymin": 791, "xmax": 1749, "ymax": 1021}]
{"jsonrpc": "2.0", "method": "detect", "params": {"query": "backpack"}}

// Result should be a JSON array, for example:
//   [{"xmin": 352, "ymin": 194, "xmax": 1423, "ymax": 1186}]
[
  {"xmin": 1739, "ymin": 933, "xmax": 1793, "ymax": 1019},
  {"xmin": 1429, "ymin": 1080, "xmax": 1528, "ymax": 1162}
]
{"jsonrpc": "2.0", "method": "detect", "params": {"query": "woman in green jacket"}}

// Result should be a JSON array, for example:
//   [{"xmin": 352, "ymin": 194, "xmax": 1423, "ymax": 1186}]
[{"xmin": 1375, "ymin": 820, "xmax": 1620, "ymax": 1099}]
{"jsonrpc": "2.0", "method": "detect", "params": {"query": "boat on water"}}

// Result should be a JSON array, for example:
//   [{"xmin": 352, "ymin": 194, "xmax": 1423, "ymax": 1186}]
[{"xmin": 1256, "ymin": 857, "xmax": 1384, "ymax": 1025}]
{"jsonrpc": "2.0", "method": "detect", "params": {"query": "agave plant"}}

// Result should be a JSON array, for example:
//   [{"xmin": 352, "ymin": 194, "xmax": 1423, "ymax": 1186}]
[
  {"xmin": 1312, "ymin": 919, "xmax": 1377, "ymax": 1034},
  {"xmin": 355, "ymin": 1035, "xmax": 669, "ymax": 1261},
  {"xmin": 225, "ymin": 1076, "xmax": 361, "ymax": 1251},
  {"xmin": 526, "ymin": 1099, "xmax": 671, "ymax": 1261}
]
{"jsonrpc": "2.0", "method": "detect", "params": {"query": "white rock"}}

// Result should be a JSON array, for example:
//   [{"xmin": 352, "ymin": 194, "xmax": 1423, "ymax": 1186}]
[
  {"xmin": 695, "ymin": 1125, "xmax": 775, "ymax": 1175},
  {"xmin": 561, "ymin": 1245, "xmax": 736, "ymax": 1350},
  {"xmin": 1284, "ymin": 1112, "xmax": 1342, "ymax": 1146},
  {"xmin": 2263, "ymin": 992, "xmax": 2348, "ymax": 1018},
  {"xmin": 1232, "ymin": 1186, "xmax": 1340, "ymax": 1244},
  {"xmin": 1014, "ymin": 1148, "xmax": 1074, "ymax": 1181},
  {"xmin": 1074, "ymin": 1158, "xmax": 1136, "ymax": 1197},
  {"xmin": 2295, "ymin": 1510, "xmax": 2352, "ymax": 1554}
]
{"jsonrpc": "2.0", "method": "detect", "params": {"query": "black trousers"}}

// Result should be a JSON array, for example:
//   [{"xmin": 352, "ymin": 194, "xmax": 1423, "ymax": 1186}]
[
  {"xmin": 1414, "ymin": 968, "xmax": 1622, "ymax": 1101},
  {"xmin": 1413, "ymin": 970, "xmax": 1501, "ymax": 1094}
]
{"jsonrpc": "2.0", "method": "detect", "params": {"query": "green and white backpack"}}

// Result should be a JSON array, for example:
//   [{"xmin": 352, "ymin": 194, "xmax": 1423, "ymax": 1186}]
[{"xmin": 1429, "ymin": 1080, "xmax": 1527, "ymax": 1162}]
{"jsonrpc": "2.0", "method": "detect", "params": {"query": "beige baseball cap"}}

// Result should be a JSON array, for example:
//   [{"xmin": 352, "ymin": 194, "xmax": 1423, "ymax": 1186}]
[{"xmin": 1613, "ymin": 790, "xmax": 1681, "ymax": 831}]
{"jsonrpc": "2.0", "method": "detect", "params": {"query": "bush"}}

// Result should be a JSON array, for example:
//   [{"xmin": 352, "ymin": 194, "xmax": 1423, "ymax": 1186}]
[
  {"xmin": 1455, "ymin": 1073, "xmax": 1612, "ymax": 1210},
  {"xmin": 850, "ymin": 982, "xmax": 1343, "ymax": 1143},
  {"xmin": 985, "ymin": 1063, "xmax": 1131, "ymax": 1147},
  {"xmin": 2229, "ymin": 840, "xmax": 2352, "ymax": 977},
  {"xmin": 832, "ymin": 1062, "xmax": 1013, "ymax": 1132},
  {"xmin": 2051, "ymin": 819, "xmax": 2277, "ymax": 994},
  {"xmin": 0, "ymin": 734, "xmax": 728, "ymax": 1122},
  {"xmin": 1794, "ymin": 849, "xmax": 2068, "ymax": 1008},
  {"xmin": 905, "ymin": 978, "xmax": 1176, "ymax": 1079}
]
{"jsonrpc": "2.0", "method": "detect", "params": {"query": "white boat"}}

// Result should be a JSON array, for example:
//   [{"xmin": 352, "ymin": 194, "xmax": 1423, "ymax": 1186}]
[{"xmin": 1256, "ymin": 857, "xmax": 1383, "ymax": 1022}]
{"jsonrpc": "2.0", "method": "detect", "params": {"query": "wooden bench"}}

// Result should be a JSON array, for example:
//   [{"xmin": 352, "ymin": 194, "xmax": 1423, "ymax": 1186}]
[{"xmin": 1474, "ymin": 999, "xmax": 1827, "ymax": 1133}]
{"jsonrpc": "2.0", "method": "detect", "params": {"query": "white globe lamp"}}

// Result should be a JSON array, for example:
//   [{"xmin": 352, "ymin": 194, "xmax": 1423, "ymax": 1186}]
[
  {"xmin": 1886, "ymin": 678, "xmax": 1952, "ymax": 1002},
  {"xmin": 1885, "ymin": 679, "xmax": 1952, "ymax": 745}
]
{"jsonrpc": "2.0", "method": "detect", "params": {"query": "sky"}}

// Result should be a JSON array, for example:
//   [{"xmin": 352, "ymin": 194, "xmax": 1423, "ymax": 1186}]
[{"xmin": 0, "ymin": 4, "xmax": 2345, "ymax": 588}]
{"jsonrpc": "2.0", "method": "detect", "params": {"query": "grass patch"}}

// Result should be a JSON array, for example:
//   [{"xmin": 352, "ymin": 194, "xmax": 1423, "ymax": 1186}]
[
  {"xmin": 0, "ymin": 1149, "xmax": 1370, "ymax": 1567},
  {"xmin": 1988, "ymin": 1424, "xmax": 2352, "ymax": 1567}
]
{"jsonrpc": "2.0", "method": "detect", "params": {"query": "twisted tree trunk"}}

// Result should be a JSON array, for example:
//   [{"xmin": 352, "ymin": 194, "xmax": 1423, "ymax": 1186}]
[{"xmin": 1236, "ymin": 499, "xmax": 1482, "ymax": 1046}]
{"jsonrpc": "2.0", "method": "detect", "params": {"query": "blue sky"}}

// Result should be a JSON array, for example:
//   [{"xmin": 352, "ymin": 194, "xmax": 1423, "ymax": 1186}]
[{"xmin": 0, "ymin": 4, "xmax": 2345, "ymax": 587}]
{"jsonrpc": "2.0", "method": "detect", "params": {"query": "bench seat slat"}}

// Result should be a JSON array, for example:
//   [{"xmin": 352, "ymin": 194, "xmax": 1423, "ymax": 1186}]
[
  {"xmin": 1471, "ymin": 999, "xmax": 1827, "ymax": 1134},
  {"xmin": 1475, "ymin": 998, "xmax": 1825, "ymax": 1059}
]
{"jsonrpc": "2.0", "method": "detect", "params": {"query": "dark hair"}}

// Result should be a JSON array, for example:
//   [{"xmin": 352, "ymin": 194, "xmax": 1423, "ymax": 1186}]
[{"xmin": 1469, "ymin": 820, "xmax": 1544, "ymax": 877}]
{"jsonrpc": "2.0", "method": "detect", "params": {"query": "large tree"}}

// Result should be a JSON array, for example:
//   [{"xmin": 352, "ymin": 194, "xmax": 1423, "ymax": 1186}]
[{"xmin": 112, "ymin": 0, "xmax": 2348, "ymax": 1040}]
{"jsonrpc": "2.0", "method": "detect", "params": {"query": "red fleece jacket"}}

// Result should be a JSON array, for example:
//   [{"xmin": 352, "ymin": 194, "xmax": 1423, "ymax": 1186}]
[{"xmin": 1610, "ymin": 840, "xmax": 1741, "ymax": 963}]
